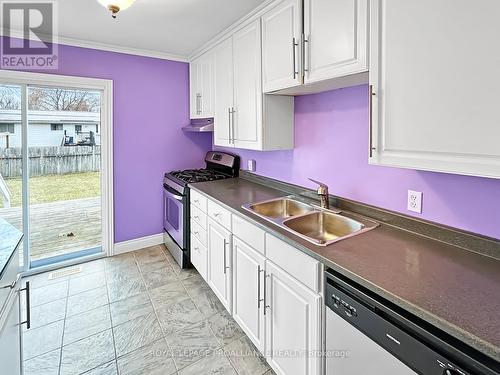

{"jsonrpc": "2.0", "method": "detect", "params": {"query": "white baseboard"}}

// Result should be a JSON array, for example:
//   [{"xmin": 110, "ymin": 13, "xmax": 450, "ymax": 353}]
[{"xmin": 113, "ymin": 233, "xmax": 164, "ymax": 255}]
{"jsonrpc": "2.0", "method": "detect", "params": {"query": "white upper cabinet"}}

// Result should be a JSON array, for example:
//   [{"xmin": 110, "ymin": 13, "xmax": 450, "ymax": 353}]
[
  {"xmin": 213, "ymin": 37, "xmax": 234, "ymax": 147},
  {"xmin": 232, "ymin": 19, "xmax": 264, "ymax": 150},
  {"xmin": 189, "ymin": 51, "xmax": 214, "ymax": 119},
  {"xmin": 304, "ymin": 0, "xmax": 368, "ymax": 84},
  {"xmin": 262, "ymin": 0, "xmax": 302, "ymax": 93},
  {"xmin": 369, "ymin": 0, "xmax": 500, "ymax": 179},
  {"xmin": 213, "ymin": 20, "xmax": 295, "ymax": 151}
]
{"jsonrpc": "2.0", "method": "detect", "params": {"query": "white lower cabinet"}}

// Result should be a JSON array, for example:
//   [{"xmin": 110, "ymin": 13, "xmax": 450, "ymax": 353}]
[
  {"xmin": 207, "ymin": 218, "xmax": 232, "ymax": 313},
  {"xmin": 232, "ymin": 237, "xmax": 266, "ymax": 352},
  {"xmin": 265, "ymin": 260, "xmax": 322, "ymax": 375},
  {"xmin": 190, "ymin": 233, "xmax": 208, "ymax": 281},
  {"xmin": 0, "ymin": 286, "xmax": 21, "ymax": 375},
  {"xmin": 200, "ymin": 195, "xmax": 322, "ymax": 375}
]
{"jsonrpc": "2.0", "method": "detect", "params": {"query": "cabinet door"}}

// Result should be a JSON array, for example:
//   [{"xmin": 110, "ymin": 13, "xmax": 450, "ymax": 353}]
[
  {"xmin": 233, "ymin": 19, "xmax": 263, "ymax": 150},
  {"xmin": 207, "ymin": 218, "xmax": 232, "ymax": 312},
  {"xmin": 191, "ymin": 233, "xmax": 208, "ymax": 281},
  {"xmin": 200, "ymin": 51, "xmax": 215, "ymax": 118},
  {"xmin": 213, "ymin": 37, "xmax": 234, "ymax": 147},
  {"xmin": 265, "ymin": 260, "xmax": 322, "ymax": 375},
  {"xmin": 304, "ymin": 0, "xmax": 368, "ymax": 84},
  {"xmin": 189, "ymin": 58, "xmax": 202, "ymax": 119},
  {"xmin": 369, "ymin": 0, "xmax": 500, "ymax": 178},
  {"xmin": 0, "ymin": 291, "xmax": 21, "ymax": 375},
  {"xmin": 232, "ymin": 237, "xmax": 266, "ymax": 352},
  {"xmin": 261, "ymin": 0, "xmax": 302, "ymax": 92}
]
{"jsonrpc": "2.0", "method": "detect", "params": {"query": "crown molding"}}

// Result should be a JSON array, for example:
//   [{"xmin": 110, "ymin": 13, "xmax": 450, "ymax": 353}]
[
  {"xmin": 1, "ymin": 29, "xmax": 189, "ymax": 62},
  {"xmin": 188, "ymin": 0, "xmax": 279, "ymax": 61}
]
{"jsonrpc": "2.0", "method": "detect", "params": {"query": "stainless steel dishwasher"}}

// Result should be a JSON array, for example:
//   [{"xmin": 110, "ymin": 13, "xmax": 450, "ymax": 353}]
[{"xmin": 325, "ymin": 269, "xmax": 499, "ymax": 375}]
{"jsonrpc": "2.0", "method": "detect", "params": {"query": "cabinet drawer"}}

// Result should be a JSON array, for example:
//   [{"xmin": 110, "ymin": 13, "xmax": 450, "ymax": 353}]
[
  {"xmin": 191, "ymin": 220, "xmax": 207, "ymax": 246},
  {"xmin": 190, "ymin": 190, "xmax": 208, "ymax": 213},
  {"xmin": 190, "ymin": 204, "xmax": 207, "ymax": 230},
  {"xmin": 232, "ymin": 214, "xmax": 265, "ymax": 255},
  {"xmin": 265, "ymin": 234, "xmax": 321, "ymax": 293},
  {"xmin": 0, "ymin": 246, "xmax": 19, "ymax": 312},
  {"xmin": 207, "ymin": 199, "xmax": 232, "ymax": 230},
  {"xmin": 190, "ymin": 233, "xmax": 208, "ymax": 281}
]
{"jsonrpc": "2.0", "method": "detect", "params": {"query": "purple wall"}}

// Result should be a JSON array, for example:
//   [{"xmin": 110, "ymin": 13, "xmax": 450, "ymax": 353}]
[
  {"xmin": 216, "ymin": 85, "xmax": 500, "ymax": 240},
  {"xmin": 1, "ymin": 38, "xmax": 212, "ymax": 243}
]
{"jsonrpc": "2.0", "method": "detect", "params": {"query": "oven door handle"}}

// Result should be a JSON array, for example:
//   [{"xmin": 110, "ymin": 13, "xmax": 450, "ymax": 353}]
[{"xmin": 163, "ymin": 184, "xmax": 185, "ymax": 201}]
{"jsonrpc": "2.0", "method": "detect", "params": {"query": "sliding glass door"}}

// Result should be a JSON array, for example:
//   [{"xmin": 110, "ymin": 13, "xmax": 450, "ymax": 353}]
[
  {"xmin": 0, "ymin": 79, "xmax": 106, "ymax": 271},
  {"xmin": 0, "ymin": 84, "xmax": 24, "ymax": 266}
]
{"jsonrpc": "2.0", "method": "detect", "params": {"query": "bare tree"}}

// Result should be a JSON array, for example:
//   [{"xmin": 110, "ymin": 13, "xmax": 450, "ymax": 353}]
[
  {"xmin": 0, "ymin": 85, "xmax": 21, "ymax": 110},
  {"xmin": 29, "ymin": 87, "xmax": 100, "ymax": 112}
]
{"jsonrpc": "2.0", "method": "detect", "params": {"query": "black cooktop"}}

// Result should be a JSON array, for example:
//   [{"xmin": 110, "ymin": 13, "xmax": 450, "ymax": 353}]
[{"xmin": 169, "ymin": 168, "xmax": 231, "ymax": 184}]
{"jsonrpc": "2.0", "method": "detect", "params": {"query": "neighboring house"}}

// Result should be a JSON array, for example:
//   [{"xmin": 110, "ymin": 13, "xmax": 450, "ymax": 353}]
[{"xmin": 0, "ymin": 109, "xmax": 100, "ymax": 147}]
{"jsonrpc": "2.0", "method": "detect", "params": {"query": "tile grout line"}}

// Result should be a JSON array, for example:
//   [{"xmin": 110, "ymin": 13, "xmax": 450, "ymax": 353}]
[
  {"xmin": 137, "ymin": 248, "xmax": 181, "ymax": 373},
  {"xmin": 58, "ymin": 273, "xmax": 70, "ymax": 375}
]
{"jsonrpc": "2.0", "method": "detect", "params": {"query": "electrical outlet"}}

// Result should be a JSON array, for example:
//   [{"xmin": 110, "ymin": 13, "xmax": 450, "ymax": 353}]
[
  {"xmin": 247, "ymin": 159, "xmax": 256, "ymax": 172},
  {"xmin": 407, "ymin": 190, "xmax": 423, "ymax": 213}
]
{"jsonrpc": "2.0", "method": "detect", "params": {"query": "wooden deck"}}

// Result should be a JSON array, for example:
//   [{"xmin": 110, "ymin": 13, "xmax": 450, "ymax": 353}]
[{"xmin": 0, "ymin": 197, "xmax": 101, "ymax": 260}]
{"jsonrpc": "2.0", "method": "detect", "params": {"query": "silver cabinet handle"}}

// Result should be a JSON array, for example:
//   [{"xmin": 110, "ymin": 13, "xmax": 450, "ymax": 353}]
[
  {"xmin": 369, "ymin": 85, "xmax": 376, "ymax": 157},
  {"xmin": 20, "ymin": 281, "xmax": 31, "ymax": 329},
  {"xmin": 230, "ymin": 107, "xmax": 236, "ymax": 144},
  {"xmin": 263, "ymin": 271, "xmax": 271, "ymax": 315},
  {"xmin": 303, "ymin": 35, "xmax": 309, "ymax": 74},
  {"xmin": 257, "ymin": 266, "xmax": 264, "ymax": 309},
  {"xmin": 292, "ymin": 37, "xmax": 299, "ymax": 79},
  {"xmin": 194, "ymin": 215, "xmax": 199, "ymax": 220},
  {"xmin": 213, "ymin": 212, "xmax": 221, "ymax": 218},
  {"xmin": 194, "ymin": 199, "xmax": 200, "ymax": 204},
  {"xmin": 228, "ymin": 107, "xmax": 232, "ymax": 143},
  {"xmin": 196, "ymin": 93, "xmax": 202, "ymax": 115},
  {"xmin": 223, "ymin": 239, "xmax": 229, "ymax": 274},
  {"xmin": 194, "ymin": 231, "xmax": 199, "ymax": 235}
]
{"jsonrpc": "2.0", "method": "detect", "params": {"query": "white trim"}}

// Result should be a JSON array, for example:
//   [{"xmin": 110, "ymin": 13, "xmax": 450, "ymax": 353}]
[
  {"xmin": 113, "ymin": 233, "xmax": 164, "ymax": 255},
  {"xmin": 1, "ymin": 29, "xmax": 189, "ymax": 62},
  {"xmin": 188, "ymin": 0, "xmax": 279, "ymax": 61},
  {"xmin": 0, "ymin": 69, "xmax": 114, "ymax": 263}
]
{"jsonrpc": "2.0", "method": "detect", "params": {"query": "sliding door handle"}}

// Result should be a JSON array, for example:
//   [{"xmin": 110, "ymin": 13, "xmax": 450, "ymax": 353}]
[{"xmin": 20, "ymin": 281, "xmax": 31, "ymax": 329}]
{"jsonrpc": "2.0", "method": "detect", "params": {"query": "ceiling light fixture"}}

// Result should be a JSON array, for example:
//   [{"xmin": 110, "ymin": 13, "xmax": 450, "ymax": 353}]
[{"xmin": 97, "ymin": 0, "xmax": 136, "ymax": 18}]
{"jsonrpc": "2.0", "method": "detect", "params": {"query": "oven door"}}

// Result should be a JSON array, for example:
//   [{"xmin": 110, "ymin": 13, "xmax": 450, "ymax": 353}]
[{"xmin": 163, "ymin": 184, "xmax": 185, "ymax": 249}]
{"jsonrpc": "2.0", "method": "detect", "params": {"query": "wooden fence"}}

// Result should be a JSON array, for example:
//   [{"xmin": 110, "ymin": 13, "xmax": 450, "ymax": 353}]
[{"xmin": 0, "ymin": 146, "xmax": 101, "ymax": 178}]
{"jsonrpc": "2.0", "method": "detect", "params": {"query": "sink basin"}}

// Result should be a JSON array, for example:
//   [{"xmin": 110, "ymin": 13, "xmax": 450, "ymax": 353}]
[
  {"xmin": 242, "ymin": 196, "xmax": 378, "ymax": 246},
  {"xmin": 245, "ymin": 197, "xmax": 315, "ymax": 219},
  {"xmin": 283, "ymin": 211, "xmax": 366, "ymax": 246}
]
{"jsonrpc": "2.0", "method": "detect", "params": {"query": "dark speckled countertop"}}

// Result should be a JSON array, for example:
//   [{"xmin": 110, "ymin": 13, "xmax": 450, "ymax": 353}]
[
  {"xmin": 0, "ymin": 218, "xmax": 22, "ymax": 279},
  {"xmin": 190, "ymin": 177, "xmax": 500, "ymax": 364}
]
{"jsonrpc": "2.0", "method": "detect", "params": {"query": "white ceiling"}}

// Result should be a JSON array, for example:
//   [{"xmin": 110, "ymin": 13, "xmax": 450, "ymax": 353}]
[{"xmin": 50, "ymin": 0, "xmax": 268, "ymax": 60}]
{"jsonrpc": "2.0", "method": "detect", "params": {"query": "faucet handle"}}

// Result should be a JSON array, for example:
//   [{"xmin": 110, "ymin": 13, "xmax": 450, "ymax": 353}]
[{"xmin": 308, "ymin": 178, "xmax": 328, "ymax": 188}]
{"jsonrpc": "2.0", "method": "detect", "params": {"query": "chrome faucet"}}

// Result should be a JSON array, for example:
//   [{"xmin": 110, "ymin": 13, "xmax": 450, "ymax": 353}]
[{"xmin": 309, "ymin": 178, "xmax": 329, "ymax": 209}]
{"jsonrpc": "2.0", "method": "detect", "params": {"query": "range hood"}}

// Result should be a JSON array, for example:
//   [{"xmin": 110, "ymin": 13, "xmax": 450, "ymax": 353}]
[{"xmin": 182, "ymin": 118, "xmax": 214, "ymax": 132}]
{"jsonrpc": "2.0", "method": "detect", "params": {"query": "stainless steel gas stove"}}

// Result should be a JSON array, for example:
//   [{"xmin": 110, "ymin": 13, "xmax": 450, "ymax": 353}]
[{"xmin": 162, "ymin": 151, "xmax": 240, "ymax": 268}]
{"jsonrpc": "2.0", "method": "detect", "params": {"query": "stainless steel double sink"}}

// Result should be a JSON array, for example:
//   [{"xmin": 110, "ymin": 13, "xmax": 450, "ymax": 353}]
[{"xmin": 242, "ymin": 196, "xmax": 379, "ymax": 246}]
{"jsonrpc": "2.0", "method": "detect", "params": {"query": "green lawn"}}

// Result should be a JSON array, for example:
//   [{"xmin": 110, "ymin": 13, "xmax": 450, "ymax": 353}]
[{"xmin": 1, "ymin": 172, "xmax": 100, "ymax": 208}]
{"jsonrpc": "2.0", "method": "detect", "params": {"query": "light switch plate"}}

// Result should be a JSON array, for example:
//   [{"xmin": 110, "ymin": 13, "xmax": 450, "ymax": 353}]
[
  {"xmin": 407, "ymin": 190, "xmax": 423, "ymax": 213},
  {"xmin": 247, "ymin": 159, "xmax": 256, "ymax": 172}
]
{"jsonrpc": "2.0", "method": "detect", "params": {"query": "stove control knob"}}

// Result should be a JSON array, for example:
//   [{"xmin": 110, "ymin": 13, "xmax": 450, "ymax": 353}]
[{"xmin": 443, "ymin": 369, "xmax": 461, "ymax": 375}]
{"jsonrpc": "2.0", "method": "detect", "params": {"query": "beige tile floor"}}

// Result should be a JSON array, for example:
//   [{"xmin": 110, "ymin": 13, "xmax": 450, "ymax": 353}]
[{"xmin": 22, "ymin": 245, "xmax": 275, "ymax": 375}]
